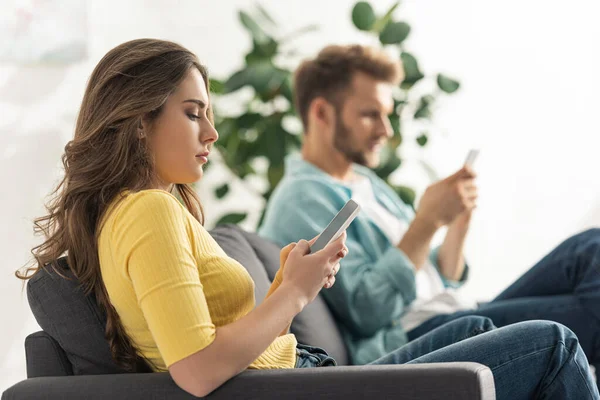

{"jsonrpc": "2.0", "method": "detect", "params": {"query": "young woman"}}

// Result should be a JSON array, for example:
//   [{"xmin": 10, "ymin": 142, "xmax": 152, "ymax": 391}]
[{"xmin": 17, "ymin": 39, "xmax": 599, "ymax": 400}]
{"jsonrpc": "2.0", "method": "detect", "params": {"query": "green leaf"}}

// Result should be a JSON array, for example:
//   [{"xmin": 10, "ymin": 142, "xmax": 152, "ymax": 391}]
[
  {"xmin": 223, "ymin": 63, "xmax": 286, "ymax": 96},
  {"xmin": 416, "ymin": 133, "xmax": 428, "ymax": 146},
  {"xmin": 235, "ymin": 162, "xmax": 255, "ymax": 179},
  {"xmin": 393, "ymin": 185, "xmax": 416, "ymax": 208},
  {"xmin": 413, "ymin": 106, "xmax": 430, "ymax": 119},
  {"xmin": 400, "ymin": 52, "xmax": 424, "ymax": 89},
  {"xmin": 209, "ymin": 78, "xmax": 224, "ymax": 94},
  {"xmin": 215, "ymin": 184, "xmax": 229, "ymax": 199},
  {"xmin": 388, "ymin": 113, "xmax": 402, "ymax": 148},
  {"xmin": 280, "ymin": 75, "xmax": 294, "ymax": 104},
  {"xmin": 255, "ymin": 3, "xmax": 277, "ymax": 27},
  {"xmin": 223, "ymin": 69, "xmax": 250, "ymax": 93},
  {"xmin": 379, "ymin": 21, "xmax": 411, "ymax": 45},
  {"xmin": 414, "ymin": 95, "xmax": 435, "ymax": 119},
  {"xmin": 371, "ymin": 1, "xmax": 400, "ymax": 33},
  {"xmin": 245, "ymin": 38, "xmax": 278, "ymax": 64},
  {"xmin": 215, "ymin": 212, "xmax": 248, "ymax": 226},
  {"xmin": 374, "ymin": 149, "xmax": 401, "ymax": 180},
  {"xmin": 267, "ymin": 163, "xmax": 285, "ymax": 189},
  {"xmin": 437, "ymin": 74, "xmax": 460, "ymax": 94},
  {"xmin": 237, "ymin": 113, "xmax": 263, "ymax": 129},
  {"xmin": 214, "ymin": 117, "xmax": 238, "ymax": 142},
  {"xmin": 279, "ymin": 24, "xmax": 319, "ymax": 44},
  {"xmin": 352, "ymin": 1, "xmax": 376, "ymax": 31},
  {"xmin": 239, "ymin": 11, "xmax": 270, "ymax": 43},
  {"xmin": 263, "ymin": 116, "xmax": 287, "ymax": 166}
]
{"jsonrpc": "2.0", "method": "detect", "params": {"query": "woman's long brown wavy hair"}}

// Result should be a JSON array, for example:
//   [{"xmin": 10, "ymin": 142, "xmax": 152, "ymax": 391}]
[{"xmin": 15, "ymin": 38, "xmax": 211, "ymax": 372}]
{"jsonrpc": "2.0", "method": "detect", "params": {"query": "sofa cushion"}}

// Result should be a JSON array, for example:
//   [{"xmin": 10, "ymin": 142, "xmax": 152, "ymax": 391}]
[
  {"xmin": 236, "ymin": 227, "xmax": 349, "ymax": 365},
  {"xmin": 27, "ymin": 258, "xmax": 123, "ymax": 375}
]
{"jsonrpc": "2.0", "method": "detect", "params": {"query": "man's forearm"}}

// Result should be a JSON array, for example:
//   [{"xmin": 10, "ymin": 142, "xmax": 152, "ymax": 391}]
[
  {"xmin": 397, "ymin": 214, "xmax": 440, "ymax": 270},
  {"xmin": 438, "ymin": 220, "xmax": 468, "ymax": 281}
]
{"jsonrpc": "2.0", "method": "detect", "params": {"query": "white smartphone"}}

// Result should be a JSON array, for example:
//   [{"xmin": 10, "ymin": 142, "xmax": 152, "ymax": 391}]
[
  {"xmin": 309, "ymin": 199, "xmax": 361, "ymax": 254},
  {"xmin": 464, "ymin": 149, "xmax": 480, "ymax": 167}
]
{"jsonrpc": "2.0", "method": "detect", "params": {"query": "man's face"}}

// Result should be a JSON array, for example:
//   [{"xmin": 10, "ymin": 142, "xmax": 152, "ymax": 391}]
[{"xmin": 333, "ymin": 72, "xmax": 395, "ymax": 168}]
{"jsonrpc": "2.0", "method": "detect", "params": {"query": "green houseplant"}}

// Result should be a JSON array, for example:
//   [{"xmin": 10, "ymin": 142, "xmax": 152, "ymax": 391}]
[{"xmin": 208, "ymin": 1, "xmax": 460, "ymax": 227}]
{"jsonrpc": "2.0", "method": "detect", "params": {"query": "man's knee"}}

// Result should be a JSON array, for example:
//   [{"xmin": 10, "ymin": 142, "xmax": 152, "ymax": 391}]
[
  {"xmin": 576, "ymin": 228, "xmax": 600, "ymax": 243},
  {"xmin": 521, "ymin": 320, "xmax": 579, "ymax": 347},
  {"xmin": 453, "ymin": 315, "xmax": 496, "ymax": 333}
]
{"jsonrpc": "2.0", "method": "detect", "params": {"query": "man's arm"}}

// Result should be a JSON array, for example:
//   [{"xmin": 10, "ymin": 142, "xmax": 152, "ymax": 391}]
[
  {"xmin": 403, "ymin": 166, "xmax": 477, "ymax": 280},
  {"xmin": 437, "ymin": 211, "xmax": 471, "ymax": 281},
  {"xmin": 397, "ymin": 213, "xmax": 441, "ymax": 270},
  {"xmin": 260, "ymin": 186, "xmax": 417, "ymax": 338}
]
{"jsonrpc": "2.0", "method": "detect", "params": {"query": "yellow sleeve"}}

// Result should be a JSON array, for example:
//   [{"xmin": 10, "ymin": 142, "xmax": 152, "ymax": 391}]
[{"xmin": 112, "ymin": 191, "xmax": 216, "ymax": 367}]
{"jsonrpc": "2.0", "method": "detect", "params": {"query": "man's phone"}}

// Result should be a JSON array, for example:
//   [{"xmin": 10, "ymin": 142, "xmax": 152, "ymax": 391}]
[
  {"xmin": 464, "ymin": 149, "xmax": 480, "ymax": 167},
  {"xmin": 309, "ymin": 199, "xmax": 361, "ymax": 254}
]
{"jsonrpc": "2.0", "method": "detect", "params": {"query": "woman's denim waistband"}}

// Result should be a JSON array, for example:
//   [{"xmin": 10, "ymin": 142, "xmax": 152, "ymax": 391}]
[{"xmin": 295, "ymin": 343, "xmax": 337, "ymax": 368}]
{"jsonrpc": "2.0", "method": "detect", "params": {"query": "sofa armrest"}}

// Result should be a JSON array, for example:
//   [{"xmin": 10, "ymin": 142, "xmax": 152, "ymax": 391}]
[
  {"xmin": 25, "ymin": 332, "xmax": 73, "ymax": 377},
  {"xmin": 2, "ymin": 362, "xmax": 495, "ymax": 400}
]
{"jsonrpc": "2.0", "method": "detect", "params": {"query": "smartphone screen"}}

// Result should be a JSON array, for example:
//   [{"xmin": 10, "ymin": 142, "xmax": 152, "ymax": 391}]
[
  {"xmin": 309, "ymin": 199, "xmax": 361, "ymax": 253},
  {"xmin": 464, "ymin": 149, "xmax": 480, "ymax": 167}
]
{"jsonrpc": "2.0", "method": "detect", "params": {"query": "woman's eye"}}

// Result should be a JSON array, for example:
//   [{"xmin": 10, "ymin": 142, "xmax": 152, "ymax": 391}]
[{"xmin": 187, "ymin": 114, "xmax": 201, "ymax": 121}]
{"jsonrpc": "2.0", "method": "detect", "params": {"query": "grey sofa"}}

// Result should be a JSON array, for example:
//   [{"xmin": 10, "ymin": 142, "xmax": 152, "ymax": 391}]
[{"xmin": 2, "ymin": 224, "xmax": 495, "ymax": 399}]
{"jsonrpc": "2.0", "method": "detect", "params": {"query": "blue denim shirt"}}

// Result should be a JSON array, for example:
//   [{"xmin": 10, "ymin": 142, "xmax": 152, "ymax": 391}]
[{"xmin": 259, "ymin": 154, "xmax": 468, "ymax": 365}]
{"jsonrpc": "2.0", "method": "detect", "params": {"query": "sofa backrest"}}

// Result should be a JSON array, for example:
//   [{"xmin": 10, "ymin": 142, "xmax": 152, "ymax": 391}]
[{"xmin": 26, "ymin": 224, "xmax": 348, "ymax": 376}]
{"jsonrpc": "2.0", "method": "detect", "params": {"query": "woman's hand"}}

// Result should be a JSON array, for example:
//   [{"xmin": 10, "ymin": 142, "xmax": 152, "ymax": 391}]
[
  {"xmin": 280, "ymin": 232, "xmax": 348, "ymax": 307},
  {"xmin": 279, "ymin": 234, "xmax": 348, "ymax": 288}
]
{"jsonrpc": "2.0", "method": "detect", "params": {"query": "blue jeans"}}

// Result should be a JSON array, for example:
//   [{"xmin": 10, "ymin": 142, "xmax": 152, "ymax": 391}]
[
  {"xmin": 408, "ymin": 228, "xmax": 600, "ymax": 380},
  {"xmin": 297, "ymin": 316, "xmax": 599, "ymax": 399},
  {"xmin": 295, "ymin": 343, "xmax": 336, "ymax": 368}
]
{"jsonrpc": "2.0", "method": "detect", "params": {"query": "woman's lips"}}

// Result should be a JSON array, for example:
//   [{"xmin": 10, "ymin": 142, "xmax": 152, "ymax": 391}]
[{"xmin": 196, "ymin": 151, "xmax": 209, "ymax": 163}]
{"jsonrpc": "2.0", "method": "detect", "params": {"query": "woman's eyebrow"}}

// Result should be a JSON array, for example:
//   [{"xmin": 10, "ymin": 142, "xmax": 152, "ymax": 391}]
[{"xmin": 182, "ymin": 99, "xmax": 207, "ymax": 108}]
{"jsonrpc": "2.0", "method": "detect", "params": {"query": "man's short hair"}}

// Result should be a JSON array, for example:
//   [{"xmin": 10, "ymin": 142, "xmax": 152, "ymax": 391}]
[{"xmin": 293, "ymin": 44, "xmax": 403, "ymax": 130}]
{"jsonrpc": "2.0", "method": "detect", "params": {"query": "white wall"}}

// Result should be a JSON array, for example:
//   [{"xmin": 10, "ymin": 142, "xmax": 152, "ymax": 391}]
[{"xmin": 2, "ymin": 0, "xmax": 599, "ymax": 391}]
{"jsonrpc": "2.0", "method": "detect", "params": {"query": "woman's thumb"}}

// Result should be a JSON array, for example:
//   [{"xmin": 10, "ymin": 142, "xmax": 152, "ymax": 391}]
[{"xmin": 290, "ymin": 239, "xmax": 311, "ymax": 258}]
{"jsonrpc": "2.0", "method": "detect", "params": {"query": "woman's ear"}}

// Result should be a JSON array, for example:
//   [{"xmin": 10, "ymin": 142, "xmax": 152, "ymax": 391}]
[{"xmin": 138, "ymin": 116, "xmax": 151, "ymax": 139}]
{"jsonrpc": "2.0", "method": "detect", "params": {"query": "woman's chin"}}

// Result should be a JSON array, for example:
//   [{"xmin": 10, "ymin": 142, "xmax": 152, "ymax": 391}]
[
  {"xmin": 174, "ymin": 170, "xmax": 203, "ymax": 186},
  {"xmin": 192, "ymin": 167, "xmax": 204, "ymax": 182}
]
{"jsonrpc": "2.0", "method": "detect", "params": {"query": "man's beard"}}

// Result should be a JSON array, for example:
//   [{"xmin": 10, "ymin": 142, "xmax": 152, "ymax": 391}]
[{"xmin": 333, "ymin": 118, "xmax": 369, "ymax": 166}]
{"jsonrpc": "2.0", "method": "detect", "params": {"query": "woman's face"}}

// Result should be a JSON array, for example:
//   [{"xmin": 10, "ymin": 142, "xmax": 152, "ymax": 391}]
[{"xmin": 144, "ymin": 68, "xmax": 218, "ymax": 190}]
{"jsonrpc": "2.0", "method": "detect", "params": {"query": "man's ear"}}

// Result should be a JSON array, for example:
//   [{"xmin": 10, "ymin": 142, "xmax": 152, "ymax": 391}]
[{"xmin": 309, "ymin": 97, "xmax": 335, "ymax": 132}]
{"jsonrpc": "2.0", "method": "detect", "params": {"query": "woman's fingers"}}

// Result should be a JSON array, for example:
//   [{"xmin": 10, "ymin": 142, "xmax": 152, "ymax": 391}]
[
  {"xmin": 308, "ymin": 235, "xmax": 319, "ymax": 246},
  {"xmin": 324, "ymin": 275, "xmax": 336, "ymax": 289},
  {"xmin": 279, "ymin": 242, "xmax": 296, "ymax": 265},
  {"xmin": 323, "ymin": 263, "xmax": 341, "ymax": 288},
  {"xmin": 318, "ymin": 231, "xmax": 347, "ymax": 261},
  {"xmin": 332, "ymin": 262, "xmax": 340, "ymax": 276},
  {"xmin": 337, "ymin": 245, "xmax": 349, "ymax": 259}
]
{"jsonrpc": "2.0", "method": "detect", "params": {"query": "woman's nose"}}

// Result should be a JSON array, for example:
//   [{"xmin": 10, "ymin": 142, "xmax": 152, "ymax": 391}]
[{"xmin": 202, "ymin": 121, "xmax": 219, "ymax": 144}]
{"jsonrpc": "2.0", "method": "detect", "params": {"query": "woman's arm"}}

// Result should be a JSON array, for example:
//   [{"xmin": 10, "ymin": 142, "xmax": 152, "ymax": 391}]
[
  {"xmin": 169, "ymin": 280, "xmax": 304, "ymax": 397},
  {"xmin": 169, "ymin": 237, "xmax": 345, "ymax": 397}
]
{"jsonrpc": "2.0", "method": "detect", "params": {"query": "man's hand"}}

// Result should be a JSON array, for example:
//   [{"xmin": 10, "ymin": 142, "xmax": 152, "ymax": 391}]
[{"xmin": 416, "ymin": 166, "xmax": 478, "ymax": 228}]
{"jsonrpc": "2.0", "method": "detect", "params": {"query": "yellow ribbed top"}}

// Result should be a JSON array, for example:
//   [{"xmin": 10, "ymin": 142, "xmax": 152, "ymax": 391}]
[{"xmin": 98, "ymin": 190, "xmax": 297, "ymax": 371}]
